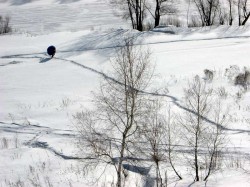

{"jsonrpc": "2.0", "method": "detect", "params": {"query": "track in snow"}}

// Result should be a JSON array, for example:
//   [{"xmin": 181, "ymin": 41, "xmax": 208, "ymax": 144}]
[{"xmin": 2, "ymin": 53, "xmax": 250, "ymax": 134}]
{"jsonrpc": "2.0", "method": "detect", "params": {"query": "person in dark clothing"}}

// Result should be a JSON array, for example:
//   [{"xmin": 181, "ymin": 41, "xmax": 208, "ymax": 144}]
[{"xmin": 47, "ymin": 46, "xmax": 56, "ymax": 58}]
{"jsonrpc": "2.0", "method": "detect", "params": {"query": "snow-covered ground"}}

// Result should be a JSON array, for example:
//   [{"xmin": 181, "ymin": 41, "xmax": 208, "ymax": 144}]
[
  {"xmin": 0, "ymin": 0, "xmax": 129, "ymax": 34},
  {"xmin": 1, "ymin": 0, "xmax": 250, "ymax": 186}
]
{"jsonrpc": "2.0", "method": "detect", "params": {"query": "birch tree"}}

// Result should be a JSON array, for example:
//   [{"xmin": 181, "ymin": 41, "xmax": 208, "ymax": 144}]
[{"xmin": 74, "ymin": 38, "xmax": 153, "ymax": 187}]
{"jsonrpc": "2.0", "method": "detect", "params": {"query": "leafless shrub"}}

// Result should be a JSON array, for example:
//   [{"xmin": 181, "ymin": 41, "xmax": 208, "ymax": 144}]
[
  {"xmin": 234, "ymin": 68, "xmax": 250, "ymax": 90},
  {"xmin": 235, "ymin": 73, "xmax": 246, "ymax": 86},
  {"xmin": 14, "ymin": 134, "xmax": 19, "ymax": 148},
  {"xmin": 5, "ymin": 179, "xmax": 25, "ymax": 187},
  {"xmin": 188, "ymin": 15, "xmax": 203, "ymax": 27},
  {"xmin": 1, "ymin": 135, "xmax": 20, "ymax": 149},
  {"xmin": 218, "ymin": 7, "xmax": 229, "ymax": 25},
  {"xmin": 8, "ymin": 113, "xmax": 15, "ymax": 123},
  {"xmin": 11, "ymin": 151, "xmax": 22, "ymax": 160},
  {"xmin": 224, "ymin": 152, "xmax": 245, "ymax": 169},
  {"xmin": 144, "ymin": 21, "xmax": 155, "ymax": 31},
  {"xmin": 204, "ymin": 69, "xmax": 214, "ymax": 82},
  {"xmin": 216, "ymin": 87, "xmax": 228, "ymax": 99},
  {"xmin": 235, "ymin": 88, "xmax": 246, "ymax": 103},
  {"xmin": 161, "ymin": 16, "xmax": 182, "ymax": 27},
  {"xmin": 225, "ymin": 65, "xmax": 240, "ymax": 81},
  {"xmin": 1, "ymin": 137, "xmax": 9, "ymax": 149},
  {"xmin": 0, "ymin": 15, "xmax": 12, "ymax": 34}
]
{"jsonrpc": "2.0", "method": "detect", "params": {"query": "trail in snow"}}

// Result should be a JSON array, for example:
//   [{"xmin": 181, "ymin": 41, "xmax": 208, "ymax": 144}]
[
  {"xmin": 1, "ymin": 29, "xmax": 250, "ymax": 59},
  {"xmin": 0, "ymin": 121, "xmax": 86, "ymax": 160},
  {"xmin": 29, "ymin": 141, "xmax": 88, "ymax": 160},
  {"xmin": 1, "ymin": 120, "xmax": 249, "ymax": 162},
  {"xmin": 1, "ymin": 53, "xmax": 250, "ymax": 134}
]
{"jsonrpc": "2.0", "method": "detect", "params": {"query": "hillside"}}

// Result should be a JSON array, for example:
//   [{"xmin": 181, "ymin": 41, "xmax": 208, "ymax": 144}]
[{"xmin": 1, "ymin": 0, "xmax": 250, "ymax": 187}]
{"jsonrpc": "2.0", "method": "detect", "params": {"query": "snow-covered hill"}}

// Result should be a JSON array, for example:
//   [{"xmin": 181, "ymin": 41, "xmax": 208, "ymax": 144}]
[
  {"xmin": 0, "ymin": 0, "xmax": 129, "ymax": 34},
  {"xmin": 1, "ymin": 0, "xmax": 250, "ymax": 187}
]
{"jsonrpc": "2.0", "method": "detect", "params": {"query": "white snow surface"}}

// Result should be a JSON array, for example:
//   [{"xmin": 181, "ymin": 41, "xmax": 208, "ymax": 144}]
[{"xmin": 1, "ymin": 0, "xmax": 250, "ymax": 186}]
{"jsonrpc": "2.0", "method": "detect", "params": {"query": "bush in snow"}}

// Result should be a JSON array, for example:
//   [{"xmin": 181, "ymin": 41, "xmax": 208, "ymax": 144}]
[
  {"xmin": 225, "ymin": 65, "xmax": 240, "ymax": 81},
  {"xmin": 161, "ymin": 16, "xmax": 182, "ymax": 27},
  {"xmin": 0, "ymin": 15, "xmax": 12, "ymax": 34},
  {"xmin": 216, "ymin": 86, "xmax": 228, "ymax": 99},
  {"xmin": 188, "ymin": 15, "xmax": 203, "ymax": 27},
  {"xmin": 144, "ymin": 21, "xmax": 155, "ymax": 31},
  {"xmin": 204, "ymin": 69, "xmax": 214, "ymax": 82},
  {"xmin": 234, "ymin": 68, "xmax": 250, "ymax": 90}
]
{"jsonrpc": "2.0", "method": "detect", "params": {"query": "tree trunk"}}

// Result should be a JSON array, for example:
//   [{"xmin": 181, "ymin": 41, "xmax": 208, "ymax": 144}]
[
  {"xmin": 127, "ymin": 0, "xmax": 135, "ymax": 29},
  {"xmin": 229, "ymin": 1, "xmax": 233, "ymax": 25},
  {"xmin": 242, "ymin": 12, "xmax": 250, "ymax": 25},
  {"xmin": 155, "ymin": 0, "xmax": 160, "ymax": 27},
  {"xmin": 169, "ymin": 152, "xmax": 182, "ymax": 180},
  {"xmin": 204, "ymin": 149, "xmax": 216, "ymax": 181},
  {"xmin": 167, "ymin": 115, "xmax": 182, "ymax": 180},
  {"xmin": 208, "ymin": 1, "xmax": 213, "ymax": 26},
  {"xmin": 195, "ymin": 96, "xmax": 200, "ymax": 182},
  {"xmin": 238, "ymin": 0, "xmax": 242, "ymax": 25},
  {"xmin": 194, "ymin": 134, "xmax": 199, "ymax": 181},
  {"xmin": 117, "ymin": 135, "xmax": 126, "ymax": 187},
  {"xmin": 138, "ymin": 0, "xmax": 143, "ymax": 31}
]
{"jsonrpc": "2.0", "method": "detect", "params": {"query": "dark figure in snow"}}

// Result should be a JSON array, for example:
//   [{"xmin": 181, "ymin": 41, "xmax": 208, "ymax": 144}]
[{"xmin": 47, "ymin": 46, "xmax": 56, "ymax": 58}]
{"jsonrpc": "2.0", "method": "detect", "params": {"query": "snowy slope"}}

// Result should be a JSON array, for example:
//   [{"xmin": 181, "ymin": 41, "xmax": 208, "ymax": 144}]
[
  {"xmin": 1, "ymin": 0, "xmax": 250, "ymax": 187},
  {"xmin": 0, "ymin": 0, "xmax": 129, "ymax": 34}
]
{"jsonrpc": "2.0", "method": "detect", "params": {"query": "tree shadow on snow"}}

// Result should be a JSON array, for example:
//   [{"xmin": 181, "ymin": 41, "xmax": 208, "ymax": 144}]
[
  {"xmin": 2, "ymin": 52, "xmax": 250, "ymax": 135},
  {"xmin": 123, "ymin": 164, "xmax": 150, "ymax": 176},
  {"xmin": 10, "ymin": 0, "xmax": 32, "ymax": 6},
  {"xmin": 57, "ymin": 0, "xmax": 80, "ymax": 4}
]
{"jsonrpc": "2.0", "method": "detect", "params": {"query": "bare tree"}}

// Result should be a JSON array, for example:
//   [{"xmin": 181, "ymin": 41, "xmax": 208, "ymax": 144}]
[
  {"xmin": 139, "ymin": 99, "xmax": 165, "ymax": 187},
  {"xmin": 218, "ymin": 4, "xmax": 229, "ymax": 25},
  {"xmin": 110, "ymin": 0, "xmax": 148, "ymax": 31},
  {"xmin": 178, "ymin": 76, "xmax": 213, "ymax": 181},
  {"xmin": 203, "ymin": 99, "xmax": 228, "ymax": 181},
  {"xmin": 237, "ymin": 0, "xmax": 250, "ymax": 25},
  {"xmin": 237, "ymin": 0, "xmax": 242, "ymax": 24},
  {"xmin": 74, "ymin": 38, "xmax": 154, "ymax": 187},
  {"xmin": 227, "ymin": 0, "xmax": 235, "ymax": 25},
  {"xmin": 153, "ymin": 0, "xmax": 177, "ymax": 27},
  {"xmin": 164, "ymin": 106, "xmax": 183, "ymax": 181},
  {"xmin": 192, "ymin": 0, "xmax": 220, "ymax": 26},
  {"xmin": 0, "ymin": 15, "xmax": 12, "ymax": 34},
  {"xmin": 178, "ymin": 76, "xmax": 229, "ymax": 181},
  {"xmin": 139, "ymin": 100, "xmax": 182, "ymax": 186}
]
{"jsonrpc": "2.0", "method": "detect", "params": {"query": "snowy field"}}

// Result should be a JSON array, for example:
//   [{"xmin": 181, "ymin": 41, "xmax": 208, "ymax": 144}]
[
  {"xmin": 0, "ymin": 0, "xmax": 129, "ymax": 34},
  {"xmin": 1, "ymin": 0, "xmax": 250, "ymax": 186}
]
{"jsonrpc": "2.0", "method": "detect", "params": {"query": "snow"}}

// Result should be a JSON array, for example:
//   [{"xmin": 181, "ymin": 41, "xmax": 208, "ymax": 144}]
[
  {"xmin": 0, "ymin": 0, "xmax": 129, "ymax": 34},
  {"xmin": 1, "ymin": 0, "xmax": 250, "ymax": 186}
]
